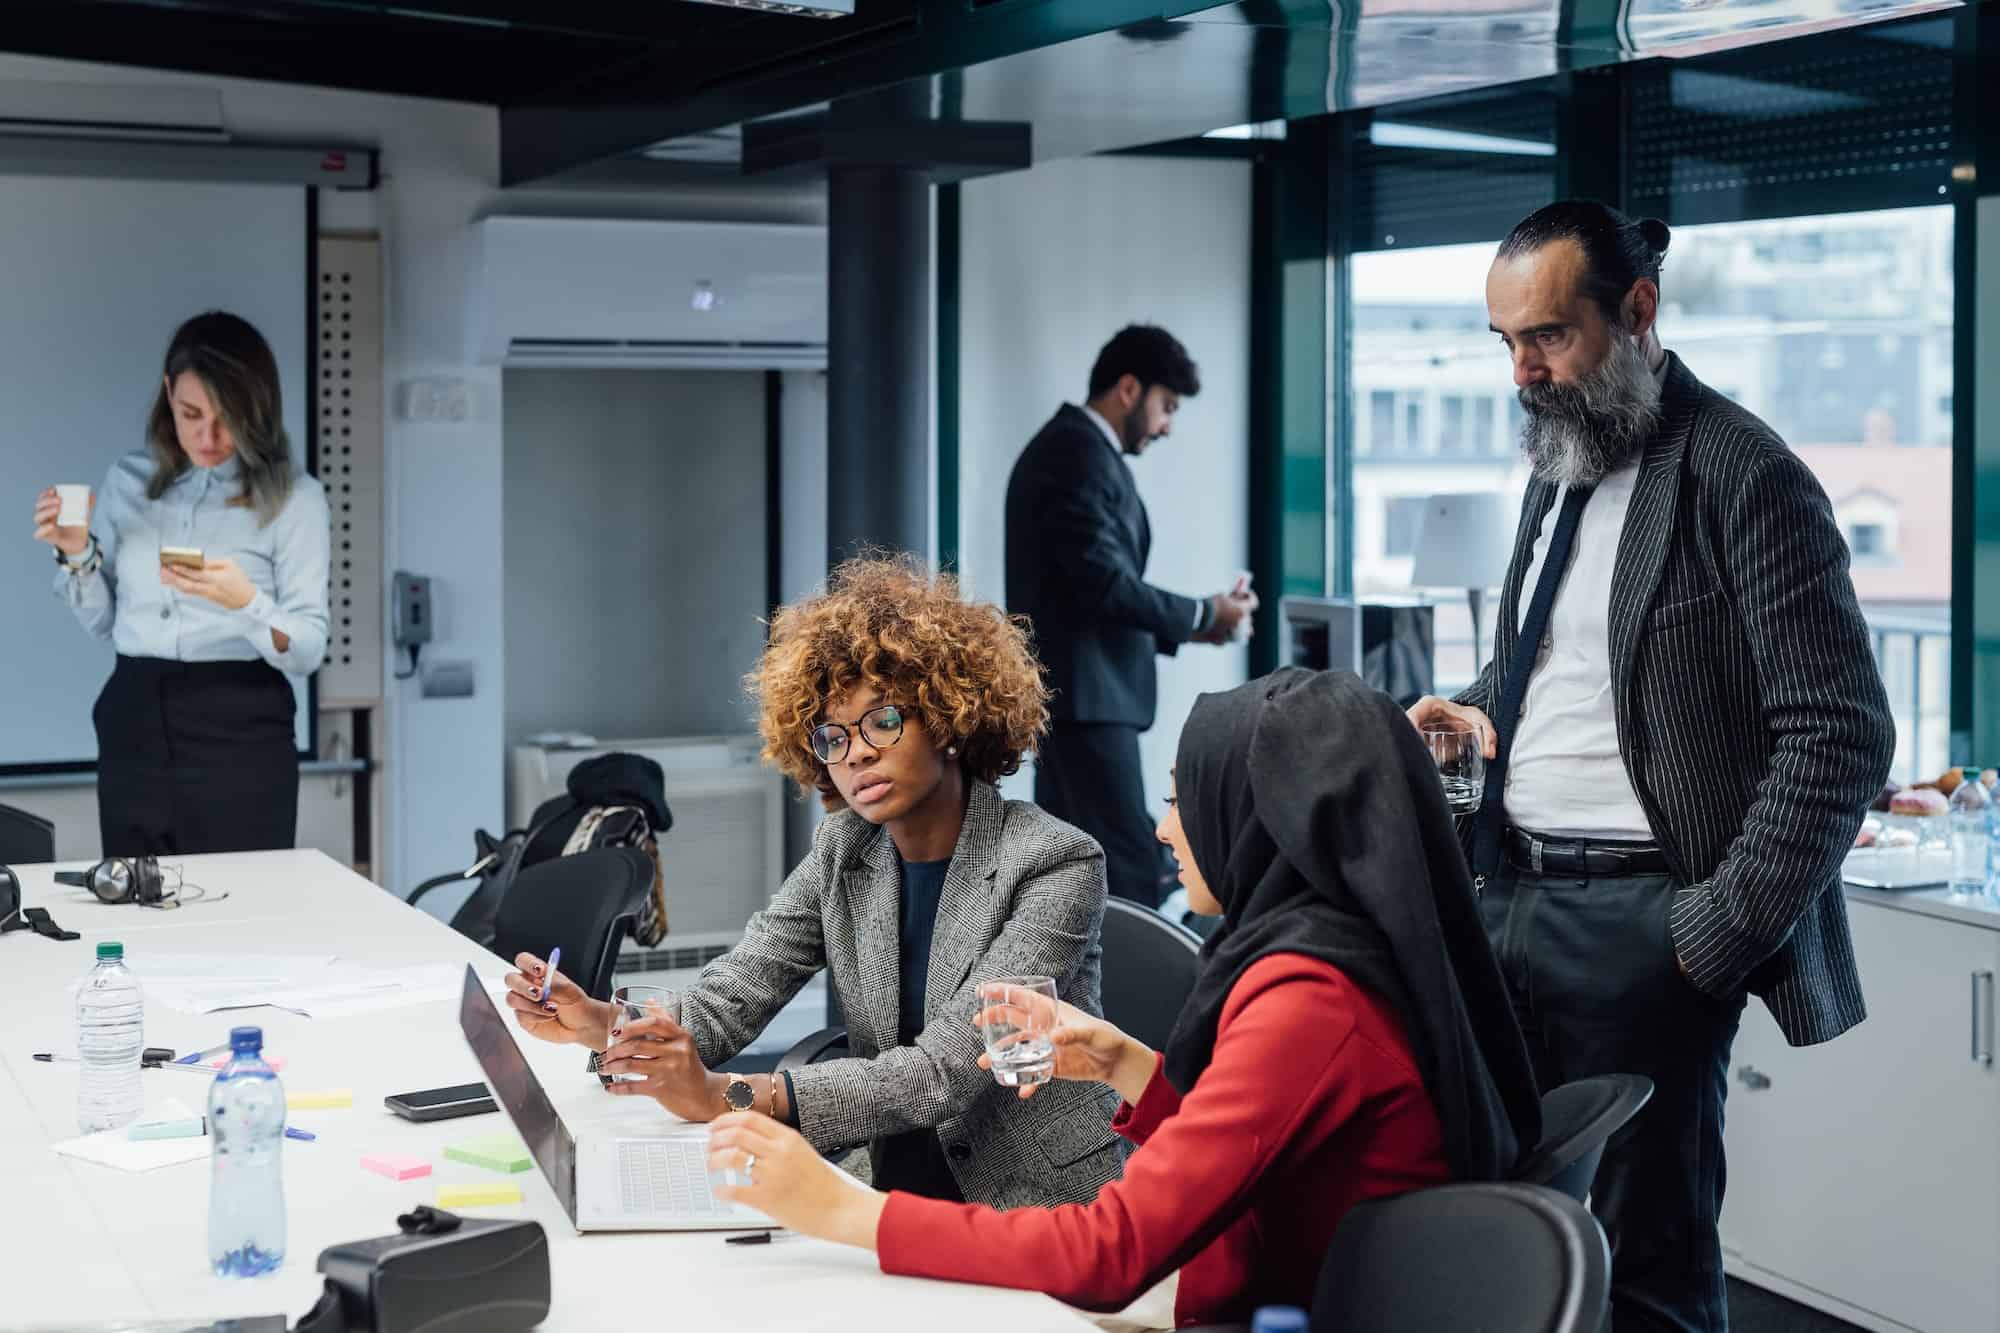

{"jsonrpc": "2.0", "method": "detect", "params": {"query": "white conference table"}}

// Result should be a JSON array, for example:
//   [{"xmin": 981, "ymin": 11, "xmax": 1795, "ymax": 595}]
[{"xmin": 1, "ymin": 850, "xmax": 1095, "ymax": 1333}]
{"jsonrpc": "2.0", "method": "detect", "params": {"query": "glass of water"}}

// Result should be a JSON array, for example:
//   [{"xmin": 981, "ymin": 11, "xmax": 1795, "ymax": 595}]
[
  {"xmin": 1424, "ymin": 724, "xmax": 1485, "ymax": 815},
  {"xmin": 976, "ymin": 975, "xmax": 1059, "ymax": 1088},
  {"xmin": 602, "ymin": 985, "xmax": 680, "ymax": 1085}
]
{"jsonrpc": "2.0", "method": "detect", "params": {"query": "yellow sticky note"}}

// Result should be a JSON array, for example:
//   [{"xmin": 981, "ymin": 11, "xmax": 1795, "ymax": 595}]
[
  {"xmin": 437, "ymin": 1183, "xmax": 523, "ymax": 1209},
  {"xmin": 286, "ymin": 1089, "xmax": 353, "ymax": 1110}
]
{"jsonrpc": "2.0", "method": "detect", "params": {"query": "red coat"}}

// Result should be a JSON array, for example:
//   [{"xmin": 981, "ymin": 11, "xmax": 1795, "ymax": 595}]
[{"xmin": 877, "ymin": 952, "xmax": 1449, "ymax": 1326}]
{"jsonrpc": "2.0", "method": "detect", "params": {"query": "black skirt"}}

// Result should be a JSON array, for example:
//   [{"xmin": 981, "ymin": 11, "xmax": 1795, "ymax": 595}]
[{"xmin": 92, "ymin": 655, "xmax": 300, "ymax": 857}]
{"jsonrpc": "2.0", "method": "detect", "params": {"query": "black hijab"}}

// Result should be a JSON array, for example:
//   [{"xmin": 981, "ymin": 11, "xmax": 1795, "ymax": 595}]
[{"xmin": 1159, "ymin": 668, "xmax": 1541, "ymax": 1181}]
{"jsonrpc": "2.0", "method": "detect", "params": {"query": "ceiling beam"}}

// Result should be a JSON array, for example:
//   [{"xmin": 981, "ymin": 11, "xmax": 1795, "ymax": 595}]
[{"xmin": 498, "ymin": 0, "xmax": 1221, "ymax": 186}]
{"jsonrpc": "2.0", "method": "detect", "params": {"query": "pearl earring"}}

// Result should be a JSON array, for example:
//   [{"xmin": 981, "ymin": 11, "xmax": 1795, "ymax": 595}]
[{"xmin": 947, "ymin": 745, "xmax": 959, "ymax": 756}]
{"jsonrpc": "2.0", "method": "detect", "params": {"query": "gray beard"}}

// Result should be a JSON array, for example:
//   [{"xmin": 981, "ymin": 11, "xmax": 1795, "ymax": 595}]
[{"xmin": 1517, "ymin": 335, "xmax": 1663, "ymax": 487}]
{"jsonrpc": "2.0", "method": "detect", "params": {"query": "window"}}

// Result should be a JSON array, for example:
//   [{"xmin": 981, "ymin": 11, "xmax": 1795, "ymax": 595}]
[
  {"xmin": 1668, "ymin": 207, "xmax": 1951, "ymax": 779},
  {"xmin": 1383, "ymin": 497, "xmax": 1429, "ymax": 558},
  {"xmin": 1440, "ymin": 395, "xmax": 1468, "ymax": 454},
  {"xmin": 1350, "ymin": 240, "xmax": 1531, "ymax": 691},
  {"xmin": 1368, "ymin": 390, "xmax": 1395, "ymax": 455}
]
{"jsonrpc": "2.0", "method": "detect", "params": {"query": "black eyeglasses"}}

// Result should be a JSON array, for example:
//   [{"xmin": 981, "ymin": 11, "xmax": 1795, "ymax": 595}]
[{"xmin": 808, "ymin": 704, "xmax": 907, "ymax": 765}]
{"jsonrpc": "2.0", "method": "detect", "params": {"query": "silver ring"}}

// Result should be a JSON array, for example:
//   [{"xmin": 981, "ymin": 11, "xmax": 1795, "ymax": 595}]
[{"xmin": 744, "ymin": 1151, "xmax": 757, "ymax": 1183}]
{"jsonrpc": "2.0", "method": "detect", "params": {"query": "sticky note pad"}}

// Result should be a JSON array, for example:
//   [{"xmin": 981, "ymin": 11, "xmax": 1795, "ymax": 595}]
[
  {"xmin": 361, "ymin": 1153, "xmax": 432, "ymax": 1182},
  {"xmin": 209, "ymin": 1054, "xmax": 287, "ymax": 1072},
  {"xmin": 286, "ymin": 1089, "xmax": 353, "ymax": 1110},
  {"xmin": 437, "ymin": 1183, "xmax": 522, "ymax": 1209},
  {"xmin": 443, "ymin": 1133, "xmax": 533, "ymax": 1174}
]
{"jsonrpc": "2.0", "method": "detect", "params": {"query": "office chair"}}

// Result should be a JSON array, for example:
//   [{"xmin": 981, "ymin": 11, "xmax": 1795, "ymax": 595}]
[
  {"xmin": 1513, "ymin": 1074, "xmax": 1655, "ymax": 1203},
  {"xmin": 1099, "ymin": 898, "xmax": 1203, "ymax": 1052},
  {"xmin": 777, "ymin": 900, "xmax": 1205, "ymax": 1075},
  {"xmin": 489, "ymin": 847, "xmax": 651, "ymax": 1001},
  {"xmin": 1311, "ymin": 1182, "xmax": 1611, "ymax": 1332},
  {"xmin": 0, "ymin": 804, "xmax": 55, "ymax": 866}
]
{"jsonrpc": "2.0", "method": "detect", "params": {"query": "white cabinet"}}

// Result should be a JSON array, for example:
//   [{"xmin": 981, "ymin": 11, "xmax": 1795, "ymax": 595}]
[{"xmin": 1722, "ymin": 896, "xmax": 2000, "ymax": 1333}]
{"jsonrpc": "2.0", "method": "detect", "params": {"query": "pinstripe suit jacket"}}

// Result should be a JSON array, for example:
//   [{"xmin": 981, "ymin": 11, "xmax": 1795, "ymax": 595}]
[
  {"xmin": 676, "ymin": 780, "xmax": 1128, "ymax": 1208},
  {"xmin": 1460, "ymin": 353, "xmax": 1894, "ymax": 1046}
]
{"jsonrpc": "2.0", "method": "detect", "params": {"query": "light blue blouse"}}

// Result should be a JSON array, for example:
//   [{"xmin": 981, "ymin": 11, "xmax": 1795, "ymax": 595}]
[{"xmin": 54, "ymin": 450, "xmax": 331, "ymax": 676}]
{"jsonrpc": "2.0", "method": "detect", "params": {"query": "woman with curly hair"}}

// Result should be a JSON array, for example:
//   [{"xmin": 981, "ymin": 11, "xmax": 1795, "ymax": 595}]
[{"xmin": 501, "ymin": 556, "xmax": 1126, "ymax": 1207}]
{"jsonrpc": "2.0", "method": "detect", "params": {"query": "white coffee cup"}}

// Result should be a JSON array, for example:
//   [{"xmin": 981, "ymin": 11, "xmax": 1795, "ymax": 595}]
[{"xmin": 55, "ymin": 484, "xmax": 90, "ymax": 528}]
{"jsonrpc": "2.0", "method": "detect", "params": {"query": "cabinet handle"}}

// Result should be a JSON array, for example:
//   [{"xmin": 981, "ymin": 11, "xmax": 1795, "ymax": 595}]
[
  {"xmin": 1973, "ymin": 971, "xmax": 1995, "ymax": 1068},
  {"xmin": 1735, "ymin": 1065, "xmax": 1770, "ymax": 1091}
]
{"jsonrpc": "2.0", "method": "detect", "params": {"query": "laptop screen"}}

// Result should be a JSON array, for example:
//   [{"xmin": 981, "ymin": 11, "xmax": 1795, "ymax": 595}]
[{"xmin": 459, "ymin": 964, "xmax": 575, "ymax": 1218}]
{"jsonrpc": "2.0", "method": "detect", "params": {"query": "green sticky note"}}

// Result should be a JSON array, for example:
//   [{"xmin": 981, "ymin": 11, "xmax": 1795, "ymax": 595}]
[{"xmin": 443, "ymin": 1133, "xmax": 533, "ymax": 1174}]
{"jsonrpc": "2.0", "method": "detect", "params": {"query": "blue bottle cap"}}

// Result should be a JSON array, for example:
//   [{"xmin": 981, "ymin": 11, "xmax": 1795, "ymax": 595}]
[
  {"xmin": 229, "ymin": 1026, "xmax": 264, "ymax": 1055},
  {"xmin": 1251, "ymin": 1308, "xmax": 1309, "ymax": 1333}
]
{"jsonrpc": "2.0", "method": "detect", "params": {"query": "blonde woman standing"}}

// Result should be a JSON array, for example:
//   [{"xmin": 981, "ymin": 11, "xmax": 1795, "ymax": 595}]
[{"xmin": 32, "ymin": 311, "xmax": 329, "ymax": 856}]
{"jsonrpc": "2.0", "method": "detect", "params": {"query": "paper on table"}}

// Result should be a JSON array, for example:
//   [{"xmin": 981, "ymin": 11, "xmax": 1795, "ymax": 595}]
[
  {"xmin": 146, "ymin": 962, "xmax": 470, "ymax": 1018},
  {"xmin": 125, "ymin": 953, "xmax": 338, "ymax": 980},
  {"xmin": 53, "ymin": 1099, "xmax": 209, "ymax": 1172}
]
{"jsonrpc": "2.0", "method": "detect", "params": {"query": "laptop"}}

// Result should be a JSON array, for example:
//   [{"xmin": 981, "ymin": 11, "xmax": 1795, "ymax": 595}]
[{"xmin": 458, "ymin": 964, "xmax": 769, "ymax": 1232}]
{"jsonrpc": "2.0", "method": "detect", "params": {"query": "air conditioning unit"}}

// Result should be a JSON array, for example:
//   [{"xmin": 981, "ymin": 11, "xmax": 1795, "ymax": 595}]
[
  {"xmin": 469, "ymin": 216, "xmax": 826, "ymax": 371},
  {"xmin": 510, "ymin": 734, "xmax": 788, "ymax": 972}
]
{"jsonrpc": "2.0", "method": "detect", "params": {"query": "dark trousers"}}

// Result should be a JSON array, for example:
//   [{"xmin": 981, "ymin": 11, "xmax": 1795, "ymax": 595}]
[
  {"xmin": 93, "ymin": 656, "xmax": 300, "ymax": 857},
  {"xmin": 1035, "ymin": 722, "xmax": 1169, "ymax": 908},
  {"xmin": 1481, "ymin": 862, "xmax": 1747, "ymax": 1333}
]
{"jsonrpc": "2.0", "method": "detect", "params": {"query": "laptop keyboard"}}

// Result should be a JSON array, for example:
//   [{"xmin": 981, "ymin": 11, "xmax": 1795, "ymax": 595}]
[{"xmin": 616, "ymin": 1138, "xmax": 728, "ymax": 1217}]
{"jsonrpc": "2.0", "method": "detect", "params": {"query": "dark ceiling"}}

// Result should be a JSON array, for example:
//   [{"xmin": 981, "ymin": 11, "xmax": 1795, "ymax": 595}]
[
  {"xmin": 0, "ymin": 0, "xmax": 1970, "ymax": 188},
  {"xmin": 0, "ymin": 0, "xmax": 907, "ymax": 108}
]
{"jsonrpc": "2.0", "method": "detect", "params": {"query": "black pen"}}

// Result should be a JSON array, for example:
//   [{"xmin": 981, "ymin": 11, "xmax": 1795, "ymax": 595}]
[{"xmin": 723, "ymin": 1230, "xmax": 788, "ymax": 1245}]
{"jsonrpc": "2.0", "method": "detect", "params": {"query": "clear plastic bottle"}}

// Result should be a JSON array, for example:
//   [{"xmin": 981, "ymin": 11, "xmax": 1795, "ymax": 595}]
[
  {"xmin": 75, "ymin": 940, "xmax": 144, "ymax": 1132},
  {"xmin": 208, "ymin": 1025, "xmax": 287, "ymax": 1278},
  {"xmin": 1948, "ymin": 776, "xmax": 1991, "ymax": 897}
]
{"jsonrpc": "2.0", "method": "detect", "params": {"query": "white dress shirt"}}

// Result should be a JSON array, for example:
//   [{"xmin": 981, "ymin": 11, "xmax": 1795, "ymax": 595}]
[
  {"xmin": 54, "ymin": 450, "xmax": 332, "ymax": 676},
  {"xmin": 1500, "ymin": 359, "xmax": 1670, "ymax": 842}
]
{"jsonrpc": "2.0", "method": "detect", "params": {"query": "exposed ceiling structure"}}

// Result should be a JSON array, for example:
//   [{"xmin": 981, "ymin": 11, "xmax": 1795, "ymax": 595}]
[{"xmin": 0, "ymin": 0, "xmax": 1965, "ymax": 186}]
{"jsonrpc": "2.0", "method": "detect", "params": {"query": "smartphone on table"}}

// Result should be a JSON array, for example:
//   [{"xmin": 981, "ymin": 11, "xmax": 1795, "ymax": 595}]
[{"xmin": 384, "ymin": 1082, "xmax": 498, "ymax": 1122}]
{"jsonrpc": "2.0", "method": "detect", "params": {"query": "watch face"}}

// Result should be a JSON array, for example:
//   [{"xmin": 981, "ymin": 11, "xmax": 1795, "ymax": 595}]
[{"xmin": 724, "ymin": 1079, "xmax": 755, "ymax": 1112}]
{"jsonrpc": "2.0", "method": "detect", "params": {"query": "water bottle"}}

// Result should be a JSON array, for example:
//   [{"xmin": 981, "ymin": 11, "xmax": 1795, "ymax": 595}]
[
  {"xmin": 75, "ymin": 940, "xmax": 144, "ymax": 1133},
  {"xmin": 1251, "ymin": 1306, "xmax": 1310, "ymax": 1333},
  {"xmin": 1948, "ymin": 777, "xmax": 1991, "ymax": 897},
  {"xmin": 208, "ymin": 1025, "xmax": 287, "ymax": 1278}
]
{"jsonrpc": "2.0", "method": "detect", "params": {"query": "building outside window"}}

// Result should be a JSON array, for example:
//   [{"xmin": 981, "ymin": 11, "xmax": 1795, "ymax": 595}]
[{"xmin": 1346, "ymin": 208, "xmax": 1951, "ymax": 777}]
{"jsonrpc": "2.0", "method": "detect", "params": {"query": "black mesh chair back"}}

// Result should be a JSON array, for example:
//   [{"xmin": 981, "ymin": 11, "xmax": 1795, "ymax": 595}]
[
  {"xmin": 0, "ymin": 804, "xmax": 55, "ymax": 865},
  {"xmin": 1100, "ymin": 898, "xmax": 1203, "ymax": 1053},
  {"xmin": 1313, "ymin": 1182, "xmax": 1610, "ymax": 1332},
  {"xmin": 490, "ymin": 846, "xmax": 651, "ymax": 1001},
  {"xmin": 1513, "ymin": 1074, "xmax": 1655, "ymax": 1203}
]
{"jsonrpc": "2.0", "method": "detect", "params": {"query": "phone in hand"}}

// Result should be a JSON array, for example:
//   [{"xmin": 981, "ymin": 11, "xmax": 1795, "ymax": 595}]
[
  {"xmin": 384, "ymin": 1082, "xmax": 498, "ymax": 1122},
  {"xmin": 160, "ymin": 546, "xmax": 206, "ymax": 570}
]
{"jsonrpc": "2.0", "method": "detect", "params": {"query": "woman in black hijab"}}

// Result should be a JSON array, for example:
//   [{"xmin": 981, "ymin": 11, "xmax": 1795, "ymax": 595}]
[{"xmin": 704, "ymin": 669, "xmax": 1541, "ymax": 1327}]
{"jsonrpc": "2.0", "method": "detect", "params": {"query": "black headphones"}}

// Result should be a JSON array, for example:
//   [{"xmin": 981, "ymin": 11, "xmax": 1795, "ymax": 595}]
[{"xmin": 56, "ymin": 856, "xmax": 168, "ymax": 905}]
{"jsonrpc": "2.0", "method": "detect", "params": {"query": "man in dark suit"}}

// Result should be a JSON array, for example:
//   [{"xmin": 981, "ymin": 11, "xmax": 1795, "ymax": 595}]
[
  {"xmin": 1006, "ymin": 325, "xmax": 1256, "ymax": 908},
  {"xmin": 1408, "ymin": 202, "xmax": 1893, "ymax": 1332}
]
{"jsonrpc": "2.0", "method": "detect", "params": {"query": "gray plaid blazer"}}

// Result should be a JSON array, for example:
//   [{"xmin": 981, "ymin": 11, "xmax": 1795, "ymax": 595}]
[
  {"xmin": 677, "ymin": 780, "xmax": 1128, "ymax": 1208},
  {"xmin": 1461, "ymin": 353, "xmax": 1894, "ymax": 1046}
]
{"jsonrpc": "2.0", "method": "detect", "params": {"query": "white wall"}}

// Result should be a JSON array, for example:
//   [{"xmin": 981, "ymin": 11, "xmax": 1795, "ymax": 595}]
[
  {"xmin": 0, "ymin": 52, "xmax": 822, "ymax": 895},
  {"xmin": 501, "ymin": 367, "xmax": 769, "ymax": 759},
  {"xmin": 958, "ymin": 155, "xmax": 1253, "ymax": 815}
]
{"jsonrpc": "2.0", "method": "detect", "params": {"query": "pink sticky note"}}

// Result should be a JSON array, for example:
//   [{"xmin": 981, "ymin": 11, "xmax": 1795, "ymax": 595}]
[
  {"xmin": 361, "ymin": 1153, "xmax": 432, "ymax": 1182},
  {"xmin": 209, "ymin": 1054, "xmax": 287, "ymax": 1071}
]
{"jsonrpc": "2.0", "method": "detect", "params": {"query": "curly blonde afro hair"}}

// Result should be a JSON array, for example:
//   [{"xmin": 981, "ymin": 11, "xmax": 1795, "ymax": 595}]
[{"xmin": 748, "ymin": 555, "xmax": 1050, "ymax": 809}]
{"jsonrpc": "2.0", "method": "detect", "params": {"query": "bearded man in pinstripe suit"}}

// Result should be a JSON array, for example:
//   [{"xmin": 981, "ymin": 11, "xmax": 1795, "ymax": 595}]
[{"xmin": 1408, "ymin": 200, "xmax": 1894, "ymax": 1333}]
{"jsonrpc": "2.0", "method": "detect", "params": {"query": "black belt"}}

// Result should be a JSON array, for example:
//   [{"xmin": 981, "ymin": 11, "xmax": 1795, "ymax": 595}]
[{"xmin": 1504, "ymin": 827, "xmax": 1670, "ymax": 878}]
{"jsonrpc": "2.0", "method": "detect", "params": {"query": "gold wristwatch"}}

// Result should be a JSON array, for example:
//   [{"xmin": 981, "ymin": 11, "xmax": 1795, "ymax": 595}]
[{"xmin": 722, "ymin": 1074, "xmax": 757, "ymax": 1113}]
